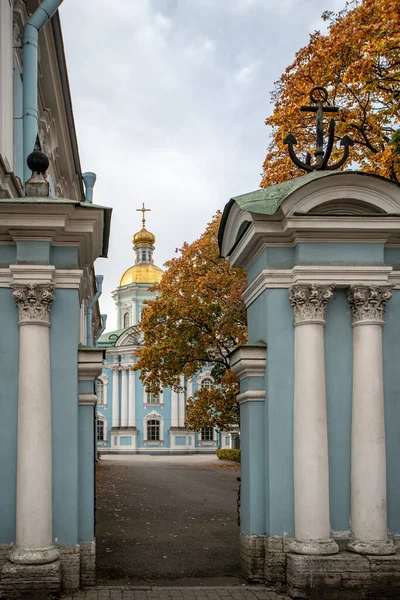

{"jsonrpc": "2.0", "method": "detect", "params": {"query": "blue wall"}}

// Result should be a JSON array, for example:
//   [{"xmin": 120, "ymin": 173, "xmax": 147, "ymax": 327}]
[
  {"xmin": 79, "ymin": 406, "xmax": 95, "ymax": 541},
  {"xmin": 383, "ymin": 290, "xmax": 400, "ymax": 534},
  {"xmin": 51, "ymin": 288, "xmax": 80, "ymax": 546},
  {"xmin": 264, "ymin": 288, "xmax": 295, "ymax": 536},
  {"xmin": 325, "ymin": 290, "xmax": 352, "ymax": 533},
  {"xmin": 0, "ymin": 288, "xmax": 19, "ymax": 543}
]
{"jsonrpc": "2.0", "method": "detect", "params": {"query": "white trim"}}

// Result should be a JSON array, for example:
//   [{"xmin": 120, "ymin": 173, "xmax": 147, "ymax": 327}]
[
  {"xmin": 78, "ymin": 393, "xmax": 97, "ymax": 406},
  {"xmin": 230, "ymin": 345, "xmax": 266, "ymax": 379},
  {"xmin": 243, "ymin": 266, "xmax": 395, "ymax": 307},
  {"xmin": 237, "ymin": 390, "xmax": 266, "ymax": 404}
]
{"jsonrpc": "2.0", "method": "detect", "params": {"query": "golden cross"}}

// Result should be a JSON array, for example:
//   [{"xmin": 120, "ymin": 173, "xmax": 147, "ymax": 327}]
[{"xmin": 136, "ymin": 202, "xmax": 151, "ymax": 228}]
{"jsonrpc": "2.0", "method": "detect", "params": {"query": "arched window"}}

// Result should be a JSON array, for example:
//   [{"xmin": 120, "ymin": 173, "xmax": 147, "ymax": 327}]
[
  {"xmin": 201, "ymin": 377, "xmax": 213, "ymax": 390},
  {"xmin": 123, "ymin": 311, "xmax": 130, "ymax": 328},
  {"xmin": 147, "ymin": 419, "xmax": 160, "ymax": 441},
  {"xmin": 142, "ymin": 249, "xmax": 147, "ymax": 262},
  {"xmin": 200, "ymin": 426, "xmax": 214, "ymax": 441}
]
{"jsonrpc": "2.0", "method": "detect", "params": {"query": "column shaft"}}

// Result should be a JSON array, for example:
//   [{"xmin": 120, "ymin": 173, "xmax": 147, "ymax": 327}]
[
  {"xmin": 128, "ymin": 369, "xmax": 136, "ymax": 427},
  {"xmin": 11, "ymin": 283, "xmax": 58, "ymax": 564},
  {"xmin": 294, "ymin": 323, "xmax": 330, "ymax": 540},
  {"xmin": 289, "ymin": 283, "xmax": 338, "ymax": 555},
  {"xmin": 121, "ymin": 368, "xmax": 128, "ymax": 427},
  {"xmin": 348, "ymin": 285, "xmax": 395, "ymax": 555}
]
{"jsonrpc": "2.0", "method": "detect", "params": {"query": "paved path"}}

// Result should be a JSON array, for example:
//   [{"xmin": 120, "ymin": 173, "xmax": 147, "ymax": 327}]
[
  {"xmin": 96, "ymin": 455, "xmax": 242, "ymax": 585},
  {"xmin": 62, "ymin": 586, "xmax": 290, "ymax": 600}
]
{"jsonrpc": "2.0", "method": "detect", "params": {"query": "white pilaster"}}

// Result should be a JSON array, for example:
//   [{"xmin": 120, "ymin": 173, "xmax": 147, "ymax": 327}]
[
  {"xmin": 171, "ymin": 390, "xmax": 178, "ymax": 427},
  {"xmin": 289, "ymin": 284, "xmax": 338, "ymax": 555},
  {"xmin": 120, "ymin": 367, "xmax": 128, "ymax": 427},
  {"xmin": 178, "ymin": 375, "xmax": 185, "ymax": 427},
  {"xmin": 10, "ymin": 282, "xmax": 58, "ymax": 565},
  {"xmin": 186, "ymin": 377, "xmax": 193, "ymax": 399},
  {"xmin": 112, "ymin": 366, "xmax": 119, "ymax": 428},
  {"xmin": 348, "ymin": 285, "xmax": 395, "ymax": 555},
  {"xmin": 128, "ymin": 367, "xmax": 136, "ymax": 427},
  {"xmin": 103, "ymin": 375, "xmax": 108, "ymax": 407}
]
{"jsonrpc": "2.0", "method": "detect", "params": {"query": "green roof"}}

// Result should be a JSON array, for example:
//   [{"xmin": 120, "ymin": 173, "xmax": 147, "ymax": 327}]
[
  {"xmin": 218, "ymin": 170, "xmax": 400, "ymax": 253},
  {"xmin": 97, "ymin": 328, "xmax": 128, "ymax": 347},
  {"xmin": 231, "ymin": 171, "xmax": 335, "ymax": 216}
]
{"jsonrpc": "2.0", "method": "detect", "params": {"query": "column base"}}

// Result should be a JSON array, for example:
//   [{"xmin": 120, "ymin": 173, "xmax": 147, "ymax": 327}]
[
  {"xmin": 9, "ymin": 545, "xmax": 59, "ymax": 565},
  {"xmin": 289, "ymin": 538, "xmax": 339, "ymax": 555},
  {"xmin": 0, "ymin": 558, "xmax": 61, "ymax": 599},
  {"xmin": 348, "ymin": 539, "xmax": 397, "ymax": 555}
]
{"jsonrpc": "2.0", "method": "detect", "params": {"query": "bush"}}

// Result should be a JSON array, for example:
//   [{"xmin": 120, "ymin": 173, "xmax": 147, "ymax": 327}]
[{"xmin": 216, "ymin": 449, "xmax": 240, "ymax": 463}]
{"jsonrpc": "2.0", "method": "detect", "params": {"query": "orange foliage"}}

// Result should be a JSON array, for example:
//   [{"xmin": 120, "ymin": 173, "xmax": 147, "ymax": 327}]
[
  {"xmin": 261, "ymin": 0, "xmax": 400, "ymax": 187},
  {"xmin": 135, "ymin": 213, "xmax": 247, "ymax": 430}
]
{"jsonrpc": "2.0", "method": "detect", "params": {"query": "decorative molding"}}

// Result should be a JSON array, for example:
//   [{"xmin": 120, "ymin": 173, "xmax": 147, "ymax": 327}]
[
  {"xmin": 348, "ymin": 285, "xmax": 392, "ymax": 326},
  {"xmin": 229, "ymin": 344, "xmax": 266, "ymax": 380},
  {"xmin": 78, "ymin": 394, "xmax": 97, "ymax": 406},
  {"xmin": 289, "ymin": 284, "xmax": 334, "ymax": 326},
  {"xmin": 237, "ymin": 389, "xmax": 266, "ymax": 404},
  {"xmin": 12, "ymin": 284, "xmax": 55, "ymax": 326},
  {"xmin": 243, "ymin": 266, "xmax": 394, "ymax": 307},
  {"xmin": 78, "ymin": 349, "xmax": 105, "ymax": 380}
]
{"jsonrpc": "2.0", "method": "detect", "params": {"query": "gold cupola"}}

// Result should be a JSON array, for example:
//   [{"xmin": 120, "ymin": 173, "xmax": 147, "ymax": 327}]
[{"xmin": 119, "ymin": 203, "xmax": 163, "ymax": 287}]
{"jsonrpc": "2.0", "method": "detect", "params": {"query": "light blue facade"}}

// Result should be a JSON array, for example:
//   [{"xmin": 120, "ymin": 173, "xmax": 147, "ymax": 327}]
[
  {"xmin": 96, "ymin": 219, "xmax": 235, "ymax": 454},
  {"xmin": 220, "ymin": 170, "xmax": 400, "ymax": 590}
]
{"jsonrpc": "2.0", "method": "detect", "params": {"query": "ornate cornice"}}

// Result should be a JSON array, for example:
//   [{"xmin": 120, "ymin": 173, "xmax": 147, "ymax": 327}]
[
  {"xmin": 12, "ymin": 284, "xmax": 55, "ymax": 326},
  {"xmin": 348, "ymin": 285, "xmax": 392, "ymax": 326},
  {"xmin": 289, "ymin": 283, "xmax": 334, "ymax": 326}
]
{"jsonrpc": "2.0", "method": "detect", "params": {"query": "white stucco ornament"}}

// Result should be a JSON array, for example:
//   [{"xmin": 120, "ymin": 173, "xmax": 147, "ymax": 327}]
[
  {"xmin": 289, "ymin": 283, "xmax": 334, "ymax": 325},
  {"xmin": 12, "ymin": 284, "xmax": 55, "ymax": 325},
  {"xmin": 348, "ymin": 284, "xmax": 392, "ymax": 325}
]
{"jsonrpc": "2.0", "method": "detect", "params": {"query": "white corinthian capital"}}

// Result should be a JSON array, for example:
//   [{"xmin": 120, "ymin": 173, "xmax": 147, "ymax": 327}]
[
  {"xmin": 289, "ymin": 283, "xmax": 334, "ymax": 326},
  {"xmin": 348, "ymin": 285, "xmax": 392, "ymax": 326},
  {"xmin": 12, "ymin": 284, "xmax": 55, "ymax": 326}
]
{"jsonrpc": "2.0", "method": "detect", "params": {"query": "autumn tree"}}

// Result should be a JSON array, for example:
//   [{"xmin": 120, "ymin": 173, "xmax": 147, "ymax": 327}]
[
  {"xmin": 135, "ymin": 213, "xmax": 247, "ymax": 430},
  {"xmin": 261, "ymin": 0, "xmax": 400, "ymax": 187}
]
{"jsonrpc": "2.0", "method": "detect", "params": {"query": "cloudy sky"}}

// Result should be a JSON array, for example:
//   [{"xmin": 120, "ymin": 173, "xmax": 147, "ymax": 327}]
[{"xmin": 59, "ymin": 0, "xmax": 345, "ymax": 330}]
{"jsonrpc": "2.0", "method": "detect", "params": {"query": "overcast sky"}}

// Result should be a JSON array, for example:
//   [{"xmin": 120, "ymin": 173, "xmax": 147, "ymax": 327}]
[{"xmin": 59, "ymin": 0, "xmax": 345, "ymax": 330}]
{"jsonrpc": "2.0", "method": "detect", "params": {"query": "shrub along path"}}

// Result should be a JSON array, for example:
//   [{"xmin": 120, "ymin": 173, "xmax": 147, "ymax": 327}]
[{"xmin": 96, "ymin": 455, "xmax": 242, "ymax": 586}]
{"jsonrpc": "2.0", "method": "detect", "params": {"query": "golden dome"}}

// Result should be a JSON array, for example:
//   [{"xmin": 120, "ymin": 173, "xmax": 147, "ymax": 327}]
[
  {"xmin": 133, "ymin": 227, "xmax": 155, "ymax": 247},
  {"xmin": 119, "ymin": 263, "xmax": 163, "ymax": 287}
]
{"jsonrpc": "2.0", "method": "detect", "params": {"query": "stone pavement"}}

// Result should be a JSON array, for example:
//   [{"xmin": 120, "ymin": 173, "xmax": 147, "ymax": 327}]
[{"xmin": 61, "ymin": 586, "xmax": 290, "ymax": 600}]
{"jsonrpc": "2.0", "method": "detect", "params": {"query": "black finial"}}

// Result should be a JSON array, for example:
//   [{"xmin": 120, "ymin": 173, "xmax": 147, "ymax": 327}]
[
  {"xmin": 27, "ymin": 149, "xmax": 49, "ymax": 175},
  {"xmin": 25, "ymin": 136, "xmax": 50, "ymax": 197},
  {"xmin": 284, "ymin": 86, "xmax": 353, "ymax": 172}
]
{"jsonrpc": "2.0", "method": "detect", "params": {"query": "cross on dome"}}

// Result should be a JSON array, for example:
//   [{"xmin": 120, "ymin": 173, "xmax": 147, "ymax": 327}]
[{"xmin": 136, "ymin": 202, "xmax": 151, "ymax": 229}]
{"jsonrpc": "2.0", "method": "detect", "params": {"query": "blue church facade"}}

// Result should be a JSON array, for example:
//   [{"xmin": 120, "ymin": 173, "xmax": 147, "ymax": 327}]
[{"xmin": 96, "ymin": 210, "xmax": 235, "ymax": 454}]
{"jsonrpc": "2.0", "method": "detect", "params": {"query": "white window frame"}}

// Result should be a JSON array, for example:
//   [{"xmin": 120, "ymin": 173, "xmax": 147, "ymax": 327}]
[
  {"xmin": 200, "ymin": 426, "xmax": 214, "ymax": 442},
  {"xmin": 144, "ymin": 411, "xmax": 164, "ymax": 442},
  {"xmin": 123, "ymin": 311, "xmax": 130, "ymax": 328},
  {"xmin": 97, "ymin": 413, "xmax": 107, "ymax": 442},
  {"xmin": 96, "ymin": 374, "xmax": 108, "ymax": 407}
]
